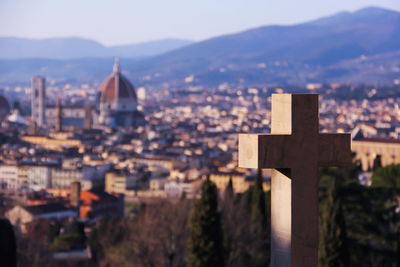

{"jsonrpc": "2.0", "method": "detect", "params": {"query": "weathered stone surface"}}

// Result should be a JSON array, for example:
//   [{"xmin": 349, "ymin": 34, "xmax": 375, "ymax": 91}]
[{"xmin": 238, "ymin": 94, "xmax": 352, "ymax": 267}]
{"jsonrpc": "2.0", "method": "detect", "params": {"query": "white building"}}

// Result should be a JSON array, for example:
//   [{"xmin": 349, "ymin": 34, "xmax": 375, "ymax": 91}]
[
  {"xmin": 28, "ymin": 165, "xmax": 52, "ymax": 190},
  {"xmin": 0, "ymin": 165, "xmax": 19, "ymax": 190},
  {"xmin": 164, "ymin": 180, "xmax": 201, "ymax": 199},
  {"xmin": 52, "ymin": 166, "xmax": 99, "ymax": 190}
]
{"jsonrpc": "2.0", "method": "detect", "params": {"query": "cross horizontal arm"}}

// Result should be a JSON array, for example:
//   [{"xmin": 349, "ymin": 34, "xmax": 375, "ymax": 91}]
[
  {"xmin": 238, "ymin": 133, "xmax": 292, "ymax": 169},
  {"xmin": 318, "ymin": 133, "xmax": 352, "ymax": 167}
]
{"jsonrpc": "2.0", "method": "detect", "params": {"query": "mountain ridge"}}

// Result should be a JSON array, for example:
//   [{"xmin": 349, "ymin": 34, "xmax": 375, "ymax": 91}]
[
  {"xmin": 0, "ymin": 37, "xmax": 193, "ymax": 59},
  {"xmin": 0, "ymin": 6, "xmax": 399, "ymax": 86}
]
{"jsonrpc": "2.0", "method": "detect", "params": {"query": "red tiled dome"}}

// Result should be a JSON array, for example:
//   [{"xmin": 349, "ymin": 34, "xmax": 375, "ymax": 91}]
[{"xmin": 99, "ymin": 61, "xmax": 137, "ymax": 102}]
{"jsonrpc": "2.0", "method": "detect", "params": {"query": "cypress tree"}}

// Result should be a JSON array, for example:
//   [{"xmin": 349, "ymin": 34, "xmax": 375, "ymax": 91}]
[
  {"xmin": 397, "ymin": 225, "xmax": 400, "ymax": 267},
  {"xmin": 222, "ymin": 177, "xmax": 234, "ymax": 265},
  {"xmin": 371, "ymin": 164, "xmax": 400, "ymax": 195},
  {"xmin": 224, "ymin": 177, "xmax": 234, "ymax": 200},
  {"xmin": 241, "ymin": 184, "xmax": 253, "ymax": 212},
  {"xmin": 251, "ymin": 169, "xmax": 267, "ymax": 226},
  {"xmin": 187, "ymin": 178, "xmax": 224, "ymax": 267},
  {"xmin": 0, "ymin": 218, "xmax": 17, "ymax": 267},
  {"xmin": 319, "ymin": 179, "xmax": 349, "ymax": 267},
  {"xmin": 249, "ymin": 168, "xmax": 269, "ymax": 266},
  {"xmin": 47, "ymin": 220, "xmax": 61, "ymax": 244},
  {"xmin": 65, "ymin": 220, "xmax": 86, "ymax": 247}
]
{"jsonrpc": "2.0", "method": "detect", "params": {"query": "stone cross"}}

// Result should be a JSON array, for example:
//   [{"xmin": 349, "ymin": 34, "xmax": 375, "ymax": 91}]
[{"xmin": 238, "ymin": 94, "xmax": 351, "ymax": 267}]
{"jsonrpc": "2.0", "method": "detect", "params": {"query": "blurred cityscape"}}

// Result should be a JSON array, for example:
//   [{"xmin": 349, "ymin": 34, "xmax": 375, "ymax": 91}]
[
  {"xmin": 0, "ymin": 4, "xmax": 400, "ymax": 267},
  {"xmin": 0, "ymin": 59, "xmax": 398, "ymax": 201},
  {"xmin": 0, "ymin": 55, "xmax": 400, "ymax": 265}
]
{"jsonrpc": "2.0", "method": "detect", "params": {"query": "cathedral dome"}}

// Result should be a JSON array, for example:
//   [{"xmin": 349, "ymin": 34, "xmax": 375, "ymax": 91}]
[{"xmin": 99, "ymin": 59, "xmax": 137, "ymax": 102}]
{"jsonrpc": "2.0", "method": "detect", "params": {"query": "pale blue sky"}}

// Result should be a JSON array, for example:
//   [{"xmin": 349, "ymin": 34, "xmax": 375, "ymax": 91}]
[{"xmin": 0, "ymin": 0, "xmax": 399, "ymax": 46}]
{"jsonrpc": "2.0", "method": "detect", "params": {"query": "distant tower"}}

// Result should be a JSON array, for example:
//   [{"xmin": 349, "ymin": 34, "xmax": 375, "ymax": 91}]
[
  {"xmin": 70, "ymin": 181, "xmax": 81, "ymax": 208},
  {"xmin": 31, "ymin": 76, "xmax": 46, "ymax": 127},
  {"xmin": 83, "ymin": 105, "xmax": 93, "ymax": 129},
  {"xmin": 55, "ymin": 97, "xmax": 62, "ymax": 132}
]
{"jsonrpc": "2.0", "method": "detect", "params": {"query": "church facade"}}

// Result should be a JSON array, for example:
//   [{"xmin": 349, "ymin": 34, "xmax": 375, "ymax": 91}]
[
  {"xmin": 45, "ymin": 105, "xmax": 96, "ymax": 131},
  {"xmin": 30, "ymin": 60, "xmax": 144, "ymax": 130}
]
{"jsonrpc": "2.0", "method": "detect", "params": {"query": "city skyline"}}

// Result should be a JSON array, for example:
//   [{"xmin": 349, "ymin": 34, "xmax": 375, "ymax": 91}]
[
  {"xmin": 0, "ymin": 0, "xmax": 399, "ymax": 46},
  {"xmin": 0, "ymin": 1, "xmax": 399, "ymax": 266}
]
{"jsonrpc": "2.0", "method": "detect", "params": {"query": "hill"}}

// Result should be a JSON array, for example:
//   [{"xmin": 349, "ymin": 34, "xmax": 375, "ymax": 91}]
[
  {"xmin": 133, "ymin": 7, "xmax": 400, "ymax": 83},
  {"xmin": 0, "ymin": 7, "xmax": 399, "ymax": 86},
  {"xmin": 0, "ymin": 37, "xmax": 192, "ymax": 59}
]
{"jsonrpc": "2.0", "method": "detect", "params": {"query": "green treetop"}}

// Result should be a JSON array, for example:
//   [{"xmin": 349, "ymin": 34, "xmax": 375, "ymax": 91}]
[{"xmin": 187, "ymin": 178, "xmax": 224, "ymax": 267}]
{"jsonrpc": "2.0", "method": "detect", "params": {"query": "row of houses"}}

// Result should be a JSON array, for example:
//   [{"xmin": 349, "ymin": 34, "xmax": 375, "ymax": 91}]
[
  {"xmin": 5, "ymin": 183, "xmax": 124, "ymax": 232},
  {"xmin": 0, "ymin": 163, "xmax": 105, "ymax": 191}
]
